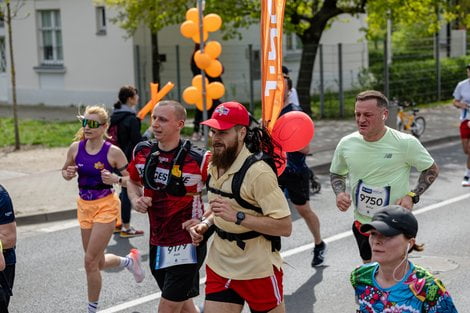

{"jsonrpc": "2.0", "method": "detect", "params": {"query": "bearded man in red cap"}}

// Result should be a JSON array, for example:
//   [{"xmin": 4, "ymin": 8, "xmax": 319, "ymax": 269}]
[{"xmin": 189, "ymin": 101, "xmax": 292, "ymax": 313}]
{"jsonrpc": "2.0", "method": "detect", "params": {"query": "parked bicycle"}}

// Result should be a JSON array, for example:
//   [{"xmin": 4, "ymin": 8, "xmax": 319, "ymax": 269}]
[{"xmin": 392, "ymin": 99, "xmax": 426, "ymax": 138}]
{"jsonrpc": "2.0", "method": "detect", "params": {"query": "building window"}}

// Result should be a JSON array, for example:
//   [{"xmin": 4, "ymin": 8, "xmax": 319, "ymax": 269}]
[
  {"xmin": 38, "ymin": 10, "xmax": 63, "ymax": 65},
  {"xmin": 285, "ymin": 33, "xmax": 302, "ymax": 52},
  {"xmin": 95, "ymin": 6, "xmax": 106, "ymax": 35}
]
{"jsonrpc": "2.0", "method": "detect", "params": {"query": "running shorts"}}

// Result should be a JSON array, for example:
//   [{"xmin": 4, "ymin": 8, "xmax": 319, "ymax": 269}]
[
  {"xmin": 205, "ymin": 265, "xmax": 283, "ymax": 313},
  {"xmin": 278, "ymin": 170, "xmax": 310, "ymax": 205},
  {"xmin": 77, "ymin": 193, "xmax": 120, "ymax": 229},
  {"xmin": 352, "ymin": 221, "xmax": 372, "ymax": 261},
  {"xmin": 460, "ymin": 120, "xmax": 470, "ymax": 139},
  {"xmin": 149, "ymin": 243, "xmax": 206, "ymax": 302}
]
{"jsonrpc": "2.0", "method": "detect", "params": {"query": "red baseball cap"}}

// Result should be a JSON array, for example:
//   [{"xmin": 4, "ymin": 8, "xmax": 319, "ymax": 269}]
[{"xmin": 200, "ymin": 101, "xmax": 250, "ymax": 130}]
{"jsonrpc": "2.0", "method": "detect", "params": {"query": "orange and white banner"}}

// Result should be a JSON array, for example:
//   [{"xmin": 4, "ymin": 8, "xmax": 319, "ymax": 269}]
[{"xmin": 261, "ymin": 0, "xmax": 285, "ymax": 132}]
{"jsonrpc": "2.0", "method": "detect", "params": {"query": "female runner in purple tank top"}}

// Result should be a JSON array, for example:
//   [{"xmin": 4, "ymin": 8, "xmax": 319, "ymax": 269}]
[{"xmin": 61, "ymin": 106, "xmax": 145, "ymax": 313}]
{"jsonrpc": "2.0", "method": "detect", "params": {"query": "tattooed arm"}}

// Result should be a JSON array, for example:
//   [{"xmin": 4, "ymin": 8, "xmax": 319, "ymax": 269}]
[
  {"xmin": 330, "ymin": 173, "xmax": 352, "ymax": 212},
  {"xmin": 396, "ymin": 162, "xmax": 439, "ymax": 209}
]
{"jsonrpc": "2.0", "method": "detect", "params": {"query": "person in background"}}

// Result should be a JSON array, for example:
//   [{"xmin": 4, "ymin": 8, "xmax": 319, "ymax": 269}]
[
  {"xmin": 190, "ymin": 43, "xmax": 223, "ymax": 141},
  {"xmin": 0, "ymin": 185, "xmax": 16, "ymax": 312},
  {"xmin": 278, "ymin": 73, "xmax": 327, "ymax": 267},
  {"xmin": 452, "ymin": 64, "xmax": 470, "ymax": 187},
  {"xmin": 62, "ymin": 106, "xmax": 144, "ymax": 313},
  {"xmin": 110, "ymin": 85, "xmax": 150, "ymax": 237},
  {"xmin": 351, "ymin": 205, "xmax": 458, "ymax": 312},
  {"xmin": 282, "ymin": 65, "xmax": 300, "ymax": 107}
]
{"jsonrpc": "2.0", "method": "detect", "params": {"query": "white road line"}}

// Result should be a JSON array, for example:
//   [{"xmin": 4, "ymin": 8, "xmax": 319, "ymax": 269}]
[
  {"xmin": 39, "ymin": 220, "xmax": 78, "ymax": 232},
  {"xmin": 99, "ymin": 192, "xmax": 470, "ymax": 313}
]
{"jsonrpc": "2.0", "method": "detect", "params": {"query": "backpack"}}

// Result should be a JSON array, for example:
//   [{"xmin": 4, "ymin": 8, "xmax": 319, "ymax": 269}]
[
  {"xmin": 206, "ymin": 152, "xmax": 281, "ymax": 252},
  {"xmin": 107, "ymin": 113, "xmax": 133, "ymax": 147}
]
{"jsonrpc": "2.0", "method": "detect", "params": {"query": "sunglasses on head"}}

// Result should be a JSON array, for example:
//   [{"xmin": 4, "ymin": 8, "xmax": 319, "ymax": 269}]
[{"xmin": 81, "ymin": 118, "xmax": 103, "ymax": 129}]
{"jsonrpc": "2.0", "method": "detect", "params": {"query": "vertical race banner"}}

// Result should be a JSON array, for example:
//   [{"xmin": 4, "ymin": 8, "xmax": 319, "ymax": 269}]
[{"xmin": 261, "ymin": 0, "xmax": 285, "ymax": 132}]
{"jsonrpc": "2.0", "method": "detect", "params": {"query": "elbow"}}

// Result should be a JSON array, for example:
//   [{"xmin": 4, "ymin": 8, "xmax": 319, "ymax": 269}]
[{"xmin": 281, "ymin": 218, "xmax": 292, "ymax": 237}]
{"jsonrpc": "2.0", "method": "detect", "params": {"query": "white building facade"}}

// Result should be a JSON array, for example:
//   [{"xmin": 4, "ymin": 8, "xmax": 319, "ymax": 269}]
[{"xmin": 0, "ymin": 1, "xmax": 368, "ymax": 107}]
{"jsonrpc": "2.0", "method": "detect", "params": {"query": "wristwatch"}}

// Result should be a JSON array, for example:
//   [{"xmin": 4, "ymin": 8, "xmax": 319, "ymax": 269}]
[
  {"xmin": 407, "ymin": 191, "xmax": 419, "ymax": 204},
  {"xmin": 235, "ymin": 211, "xmax": 245, "ymax": 225}
]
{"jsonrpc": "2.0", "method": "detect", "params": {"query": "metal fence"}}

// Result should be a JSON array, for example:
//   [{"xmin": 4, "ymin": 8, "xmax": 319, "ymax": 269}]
[{"xmin": 136, "ymin": 31, "xmax": 468, "ymax": 118}]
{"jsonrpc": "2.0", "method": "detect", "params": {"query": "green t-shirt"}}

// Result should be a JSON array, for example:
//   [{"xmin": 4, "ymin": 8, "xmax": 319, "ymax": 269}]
[{"xmin": 330, "ymin": 127, "xmax": 434, "ymax": 223}]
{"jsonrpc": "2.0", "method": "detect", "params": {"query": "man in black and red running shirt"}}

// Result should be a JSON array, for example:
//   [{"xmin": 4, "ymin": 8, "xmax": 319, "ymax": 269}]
[{"xmin": 127, "ymin": 100, "xmax": 210, "ymax": 313}]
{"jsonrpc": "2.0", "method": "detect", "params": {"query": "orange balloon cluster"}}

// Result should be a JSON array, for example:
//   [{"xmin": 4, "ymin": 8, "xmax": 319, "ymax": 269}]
[
  {"xmin": 182, "ymin": 75, "xmax": 225, "ymax": 111},
  {"xmin": 180, "ymin": 8, "xmax": 222, "ymax": 43},
  {"xmin": 181, "ymin": 7, "xmax": 225, "ymax": 109}
]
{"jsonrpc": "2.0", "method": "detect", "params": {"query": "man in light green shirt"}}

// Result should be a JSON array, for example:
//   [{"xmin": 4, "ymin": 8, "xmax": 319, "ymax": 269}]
[{"xmin": 330, "ymin": 90, "xmax": 439, "ymax": 262}]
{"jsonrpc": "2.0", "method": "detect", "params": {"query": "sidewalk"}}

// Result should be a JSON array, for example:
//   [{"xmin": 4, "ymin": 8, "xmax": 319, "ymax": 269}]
[{"xmin": 0, "ymin": 103, "xmax": 461, "ymax": 225}]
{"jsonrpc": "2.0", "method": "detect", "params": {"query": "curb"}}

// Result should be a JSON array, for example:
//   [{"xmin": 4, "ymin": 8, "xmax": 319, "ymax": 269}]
[{"xmin": 15, "ymin": 135, "xmax": 461, "ymax": 226}]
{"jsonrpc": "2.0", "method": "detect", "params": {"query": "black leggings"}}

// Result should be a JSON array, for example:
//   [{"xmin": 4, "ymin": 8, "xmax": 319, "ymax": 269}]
[{"xmin": 119, "ymin": 187, "xmax": 131, "ymax": 224}]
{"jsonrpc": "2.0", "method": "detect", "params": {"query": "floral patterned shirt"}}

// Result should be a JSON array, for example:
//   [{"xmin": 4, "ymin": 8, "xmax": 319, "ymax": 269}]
[{"xmin": 351, "ymin": 262, "xmax": 458, "ymax": 313}]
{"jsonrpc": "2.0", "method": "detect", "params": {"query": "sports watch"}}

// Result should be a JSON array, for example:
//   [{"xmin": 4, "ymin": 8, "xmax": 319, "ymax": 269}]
[
  {"xmin": 235, "ymin": 211, "xmax": 245, "ymax": 225},
  {"xmin": 407, "ymin": 191, "xmax": 419, "ymax": 204}
]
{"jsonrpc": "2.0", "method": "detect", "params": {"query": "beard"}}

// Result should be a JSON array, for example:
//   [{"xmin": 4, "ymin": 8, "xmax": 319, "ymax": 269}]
[{"xmin": 211, "ymin": 139, "xmax": 239, "ymax": 170}]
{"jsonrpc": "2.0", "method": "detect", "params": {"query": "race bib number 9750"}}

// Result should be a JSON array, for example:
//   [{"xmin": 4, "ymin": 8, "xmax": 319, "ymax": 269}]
[
  {"xmin": 155, "ymin": 244, "xmax": 197, "ymax": 270},
  {"xmin": 355, "ymin": 180, "xmax": 390, "ymax": 217}
]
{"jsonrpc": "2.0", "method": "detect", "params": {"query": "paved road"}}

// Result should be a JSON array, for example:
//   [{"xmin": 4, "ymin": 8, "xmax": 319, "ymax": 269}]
[{"xmin": 13, "ymin": 140, "xmax": 470, "ymax": 313}]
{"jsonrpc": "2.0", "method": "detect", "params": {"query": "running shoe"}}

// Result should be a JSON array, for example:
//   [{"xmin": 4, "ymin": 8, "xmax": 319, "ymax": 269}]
[
  {"xmin": 120, "ymin": 226, "xmax": 144, "ymax": 238},
  {"xmin": 462, "ymin": 176, "xmax": 470, "ymax": 187},
  {"xmin": 126, "ymin": 249, "xmax": 145, "ymax": 283},
  {"xmin": 311, "ymin": 241, "xmax": 327, "ymax": 267}
]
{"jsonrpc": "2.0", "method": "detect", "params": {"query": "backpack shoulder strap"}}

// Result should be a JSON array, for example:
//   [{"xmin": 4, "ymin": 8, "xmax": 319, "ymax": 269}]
[{"xmin": 231, "ymin": 152, "xmax": 273, "ymax": 214}]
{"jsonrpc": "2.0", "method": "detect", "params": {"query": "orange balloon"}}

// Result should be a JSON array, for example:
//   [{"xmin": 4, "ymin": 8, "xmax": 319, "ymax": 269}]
[
  {"xmin": 180, "ymin": 20, "xmax": 197, "ymax": 38},
  {"xmin": 192, "ymin": 75, "xmax": 209, "ymax": 90},
  {"xmin": 207, "ymin": 82, "xmax": 225, "ymax": 99},
  {"xmin": 192, "ymin": 31, "xmax": 208, "ymax": 44},
  {"xmin": 206, "ymin": 60, "xmax": 223, "ymax": 78},
  {"xmin": 182, "ymin": 86, "xmax": 200, "ymax": 104},
  {"xmin": 204, "ymin": 14, "xmax": 222, "ymax": 32},
  {"xmin": 205, "ymin": 41, "xmax": 222, "ymax": 59},
  {"xmin": 194, "ymin": 51, "xmax": 211, "ymax": 69},
  {"xmin": 195, "ymin": 96, "xmax": 213, "ymax": 111},
  {"xmin": 186, "ymin": 8, "xmax": 199, "ymax": 23}
]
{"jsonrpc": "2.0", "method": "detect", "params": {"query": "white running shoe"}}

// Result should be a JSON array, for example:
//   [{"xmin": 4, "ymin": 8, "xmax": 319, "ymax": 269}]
[
  {"xmin": 126, "ymin": 249, "xmax": 145, "ymax": 283},
  {"xmin": 462, "ymin": 176, "xmax": 470, "ymax": 187}
]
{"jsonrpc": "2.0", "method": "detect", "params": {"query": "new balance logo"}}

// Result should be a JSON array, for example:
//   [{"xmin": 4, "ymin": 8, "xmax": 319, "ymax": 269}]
[{"xmin": 384, "ymin": 153, "xmax": 393, "ymax": 159}]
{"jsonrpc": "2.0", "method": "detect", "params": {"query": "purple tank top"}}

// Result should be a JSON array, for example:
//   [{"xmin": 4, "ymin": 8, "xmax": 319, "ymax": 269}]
[{"xmin": 76, "ymin": 140, "xmax": 114, "ymax": 200}]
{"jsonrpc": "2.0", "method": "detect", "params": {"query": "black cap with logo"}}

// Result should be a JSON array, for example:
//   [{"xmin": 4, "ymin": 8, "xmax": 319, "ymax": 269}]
[{"xmin": 360, "ymin": 205, "xmax": 418, "ymax": 238}]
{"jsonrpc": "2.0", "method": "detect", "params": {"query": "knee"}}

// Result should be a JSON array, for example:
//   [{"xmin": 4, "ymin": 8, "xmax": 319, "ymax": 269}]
[
  {"xmin": 295, "ymin": 203, "xmax": 311, "ymax": 217},
  {"xmin": 84, "ymin": 255, "xmax": 101, "ymax": 273}
]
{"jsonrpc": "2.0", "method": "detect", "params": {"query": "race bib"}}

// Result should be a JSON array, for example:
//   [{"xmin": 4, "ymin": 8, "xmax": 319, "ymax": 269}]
[
  {"xmin": 355, "ymin": 180, "xmax": 390, "ymax": 217},
  {"xmin": 154, "ymin": 244, "xmax": 197, "ymax": 270}
]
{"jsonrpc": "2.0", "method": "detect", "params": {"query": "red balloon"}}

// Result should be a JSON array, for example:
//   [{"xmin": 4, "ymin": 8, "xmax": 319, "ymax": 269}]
[
  {"xmin": 274, "ymin": 147, "xmax": 287, "ymax": 176},
  {"xmin": 271, "ymin": 111, "xmax": 314, "ymax": 153}
]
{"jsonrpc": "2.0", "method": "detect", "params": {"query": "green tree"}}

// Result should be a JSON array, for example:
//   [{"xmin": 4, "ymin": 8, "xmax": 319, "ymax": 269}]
[
  {"xmin": 1, "ymin": 0, "xmax": 25, "ymax": 150},
  {"xmin": 102, "ymin": 0, "xmax": 464, "ymax": 115}
]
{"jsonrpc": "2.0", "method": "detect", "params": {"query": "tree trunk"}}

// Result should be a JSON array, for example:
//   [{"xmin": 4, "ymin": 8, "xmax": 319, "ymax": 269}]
[
  {"xmin": 296, "ymin": 40, "xmax": 320, "ymax": 116},
  {"xmin": 6, "ymin": 1, "xmax": 20, "ymax": 150},
  {"xmin": 151, "ymin": 31, "xmax": 160, "ymax": 84}
]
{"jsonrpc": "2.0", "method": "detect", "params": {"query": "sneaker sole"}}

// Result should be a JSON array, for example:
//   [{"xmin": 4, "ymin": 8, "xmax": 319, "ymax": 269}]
[{"xmin": 120, "ymin": 232, "xmax": 144, "ymax": 238}]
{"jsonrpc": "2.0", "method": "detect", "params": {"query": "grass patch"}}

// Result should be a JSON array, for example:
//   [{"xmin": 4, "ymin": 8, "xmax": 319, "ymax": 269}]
[{"xmin": 0, "ymin": 118, "xmax": 193, "ymax": 148}]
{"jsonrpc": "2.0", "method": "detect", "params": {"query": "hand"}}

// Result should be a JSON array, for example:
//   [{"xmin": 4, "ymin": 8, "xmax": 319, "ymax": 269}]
[
  {"xmin": 101, "ymin": 169, "xmax": 118, "ymax": 185},
  {"xmin": 395, "ymin": 195, "xmax": 413, "ymax": 210},
  {"xmin": 210, "ymin": 197, "xmax": 237, "ymax": 223},
  {"xmin": 63, "ymin": 166, "xmax": 78, "ymax": 180},
  {"xmin": 188, "ymin": 223, "xmax": 209, "ymax": 246},
  {"xmin": 182, "ymin": 218, "xmax": 202, "ymax": 231},
  {"xmin": 131, "ymin": 196, "xmax": 152, "ymax": 213},
  {"xmin": 336, "ymin": 192, "xmax": 352, "ymax": 212}
]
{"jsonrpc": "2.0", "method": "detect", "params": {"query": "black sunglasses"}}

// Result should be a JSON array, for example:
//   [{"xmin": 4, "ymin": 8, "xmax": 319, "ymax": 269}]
[{"xmin": 81, "ymin": 118, "xmax": 103, "ymax": 129}]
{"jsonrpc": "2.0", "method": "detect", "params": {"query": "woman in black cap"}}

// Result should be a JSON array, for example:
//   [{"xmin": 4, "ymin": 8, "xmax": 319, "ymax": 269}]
[{"xmin": 350, "ymin": 205, "xmax": 458, "ymax": 312}]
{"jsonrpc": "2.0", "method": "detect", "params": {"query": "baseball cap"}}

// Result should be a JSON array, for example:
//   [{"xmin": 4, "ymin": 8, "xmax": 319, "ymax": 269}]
[
  {"xmin": 360, "ymin": 205, "xmax": 418, "ymax": 238},
  {"xmin": 200, "ymin": 101, "xmax": 250, "ymax": 130}
]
